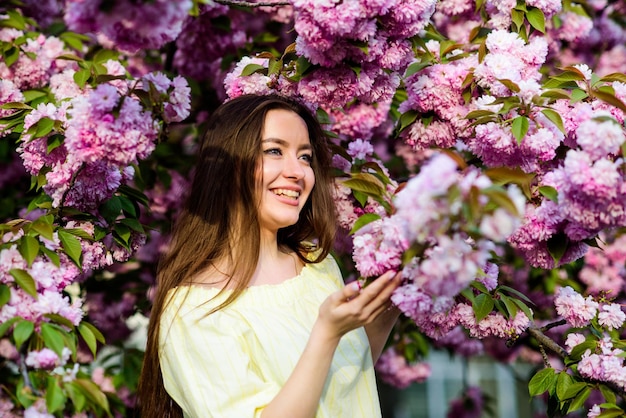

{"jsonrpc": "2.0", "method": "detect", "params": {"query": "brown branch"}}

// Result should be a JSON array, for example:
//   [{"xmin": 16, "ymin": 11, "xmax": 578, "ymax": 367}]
[
  {"xmin": 540, "ymin": 319, "xmax": 567, "ymax": 332},
  {"xmin": 527, "ymin": 325, "xmax": 626, "ymax": 398},
  {"xmin": 527, "ymin": 326, "xmax": 568, "ymax": 359},
  {"xmin": 214, "ymin": 0, "xmax": 291, "ymax": 7}
]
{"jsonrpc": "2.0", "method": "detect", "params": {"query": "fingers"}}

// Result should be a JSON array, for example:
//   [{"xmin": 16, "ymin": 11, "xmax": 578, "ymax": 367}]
[
  {"xmin": 348, "ymin": 271, "xmax": 401, "ymax": 316},
  {"xmin": 340, "ymin": 280, "xmax": 362, "ymax": 301}
]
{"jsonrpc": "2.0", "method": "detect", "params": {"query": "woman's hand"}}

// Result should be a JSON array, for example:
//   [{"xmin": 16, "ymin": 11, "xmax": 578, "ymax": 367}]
[
  {"xmin": 261, "ymin": 271, "xmax": 401, "ymax": 418},
  {"xmin": 315, "ymin": 270, "xmax": 402, "ymax": 342}
]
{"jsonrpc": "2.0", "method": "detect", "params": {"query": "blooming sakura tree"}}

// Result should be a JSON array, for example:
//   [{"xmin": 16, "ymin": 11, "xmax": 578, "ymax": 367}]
[{"xmin": 1, "ymin": 0, "xmax": 626, "ymax": 417}]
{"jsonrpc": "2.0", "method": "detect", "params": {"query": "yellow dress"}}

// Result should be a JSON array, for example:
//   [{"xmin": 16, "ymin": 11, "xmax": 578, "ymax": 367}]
[{"xmin": 159, "ymin": 255, "xmax": 382, "ymax": 418}]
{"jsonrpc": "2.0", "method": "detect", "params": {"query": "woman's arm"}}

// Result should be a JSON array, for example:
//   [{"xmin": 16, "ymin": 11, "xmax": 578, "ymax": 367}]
[
  {"xmin": 260, "ymin": 270, "xmax": 401, "ymax": 418},
  {"xmin": 364, "ymin": 304, "xmax": 401, "ymax": 363}
]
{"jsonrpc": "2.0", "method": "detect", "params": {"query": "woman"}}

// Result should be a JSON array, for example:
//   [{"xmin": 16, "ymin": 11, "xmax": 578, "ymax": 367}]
[{"xmin": 138, "ymin": 94, "xmax": 401, "ymax": 417}]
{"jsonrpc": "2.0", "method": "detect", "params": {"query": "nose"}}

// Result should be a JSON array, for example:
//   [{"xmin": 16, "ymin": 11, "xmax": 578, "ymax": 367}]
[{"xmin": 283, "ymin": 153, "xmax": 305, "ymax": 180}]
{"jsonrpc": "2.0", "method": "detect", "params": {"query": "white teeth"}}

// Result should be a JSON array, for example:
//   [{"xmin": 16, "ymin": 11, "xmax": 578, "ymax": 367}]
[{"xmin": 273, "ymin": 188, "xmax": 300, "ymax": 199}]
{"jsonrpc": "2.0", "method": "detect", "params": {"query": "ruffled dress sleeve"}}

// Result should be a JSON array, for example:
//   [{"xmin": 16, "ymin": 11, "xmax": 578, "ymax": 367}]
[{"xmin": 159, "ymin": 288, "xmax": 280, "ymax": 418}]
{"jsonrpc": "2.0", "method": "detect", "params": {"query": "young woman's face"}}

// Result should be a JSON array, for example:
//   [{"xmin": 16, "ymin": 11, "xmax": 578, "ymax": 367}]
[{"xmin": 257, "ymin": 108, "xmax": 315, "ymax": 234}]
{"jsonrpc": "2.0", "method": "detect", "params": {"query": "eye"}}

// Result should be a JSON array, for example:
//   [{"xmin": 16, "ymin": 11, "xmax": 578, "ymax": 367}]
[
  {"xmin": 299, "ymin": 153, "xmax": 313, "ymax": 164},
  {"xmin": 263, "ymin": 148, "xmax": 282, "ymax": 156}
]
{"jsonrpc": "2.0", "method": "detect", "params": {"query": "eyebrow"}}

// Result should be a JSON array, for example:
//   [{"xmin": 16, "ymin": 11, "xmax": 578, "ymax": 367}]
[{"xmin": 262, "ymin": 138, "xmax": 312, "ymax": 151}]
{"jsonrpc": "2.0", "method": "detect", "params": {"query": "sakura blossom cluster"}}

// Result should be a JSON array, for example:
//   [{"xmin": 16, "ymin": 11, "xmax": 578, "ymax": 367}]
[
  {"xmin": 16, "ymin": 62, "xmax": 190, "ymax": 210},
  {"xmin": 0, "ymin": 233, "xmax": 83, "ymax": 328},
  {"xmin": 352, "ymin": 153, "xmax": 526, "ymax": 340},
  {"xmin": 577, "ymin": 336, "xmax": 626, "ymax": 392},
  {"xmin": 0, "ymin": 27, "xmax": 73, "ymax": 90},
  {"xmin": 555, "ymin": 286, "xmax": 625, "ymax": 330},
  {"xmin": 508, "ymin": 90, "xmax": 626, "ymax": 268},
  {"xmin": 474, "ymin": 30, "xmax": 548, "ymax": 97},
  {"xmin": 64, "ymin": 0, "xmax": 193, "ymax": 53},
  {"xmin": 375, "ymin": 347, "xmax": 431, "ymax": 389},
  {"xmin": 579, "ymin": 233, "xmax": 626, "ymax": 295},
  {"xmin": 399, "ymin": 46, "xmax": 476, "ymax": 150},
  {"xmin": 332, "ymin": 140, "xmax": 397, "ymax": 233},
  {"xmin": 292, "ymin": 0, "xmax": 436, "ymax": 70}
]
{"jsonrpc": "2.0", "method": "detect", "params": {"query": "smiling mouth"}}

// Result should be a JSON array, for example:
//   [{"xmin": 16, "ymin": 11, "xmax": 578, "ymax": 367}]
[{"xmin": 272, "ymin": 188, "xmax": 300, "ymax": 200}]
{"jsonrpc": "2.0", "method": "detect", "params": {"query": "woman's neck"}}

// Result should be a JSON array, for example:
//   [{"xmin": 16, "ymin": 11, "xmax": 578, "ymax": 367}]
[{"xmin": 249, "ymin": 234, "xmax": 301, "ymax": 286}]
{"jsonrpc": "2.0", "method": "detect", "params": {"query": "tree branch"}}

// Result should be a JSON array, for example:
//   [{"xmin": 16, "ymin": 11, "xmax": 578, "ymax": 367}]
[
  {"xmin": 527, "ymin": 325, "xmax": 626, "ymax": 397},
  {"xmin": 527, "ymin": 326, "xmax": 568, "ymax": 359},
  {"xmin": 214, "ymin": 0, "xmax": 291, "ymax": 7},
  {"xmin": 540, "ymin": 319, "xmax": 567, "ymax": 332}
]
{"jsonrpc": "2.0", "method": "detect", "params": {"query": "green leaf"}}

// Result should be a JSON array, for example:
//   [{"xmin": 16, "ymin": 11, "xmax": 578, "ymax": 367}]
[
  {"xmin": 73, "ymin": 378, "xmax": 110, "ymax": 413},
  {"xmin": 41, "ymin": 322, "xmax": 66, "ymax": 358},
  {"xmin": 511, "ymin": 8, "xmax": 524, "ymax": 30},
  {"xmin": 560, "ymin": 381, "xmax": 586, "ymax": 400},
  {"xmin": 0, "ymin": 284, "xmax": 10, "ymax": 308},
  {"xmin": 568, "ymin": 339, "xmax": 597, "ymax": 361},
  {"xmin": 556, "ymin": 371, "xmax": 574, "ymax": 400},
  {"xmin": 570, "ymin": 88, "xmax": 588, "ymax": 102},
  {"xmin": 4, "ymin": 46, "xmax": 19, "ymax": 67},
  {"xmin": 118, "ymin": 195, "xmax": 138, "ymax": 217},
  {"xmin": 31, "ymin": 217, "xmax": 55, "ymax": 241},
  {"xmin": 342, "ymin": 178, "xmax": 384, "ymax": 197},
  {"xmin": 498, "ymin": 285, "xmax": 535, "ymax": 305},
  {"xmin": 599, "ymin": 73, "xmax": 626, "ymax": 83},
  {"xmin": 461, "ymin": 288, "xmax": 475, "ymax": 303},
  {"xmin": 526, "ymin": 7, "xmax": 546, "ymax": 33},
  {"xmin": 13, "ymin": 319, "xmax": 34, "ymax": 349},
  {"xmin": 118, "ymin": 218, "xmax": 144, "ymax": 235},
  {"xmin": 46, "ymin": 375, "xmax": 66, "ymax": 413},
  {"xmin": 0, "ymin": 101, "xmax": 32, "ymax": 110},
  {"xmin": 32, "ymin": 117, "xmax": 55, "ymax": 138},
  {"xmin": 484, "ymin": 166, "xmax": 535, "ymax": 198},
  {"xmin": 22, "ymin": 89, "xmax": 48, "ymax": 102},
  {"xmin": 241, "ymin": 63, "xmax": 266, "ymax": 77},
  {"xmin": 498, "ymin": 79, "xmax": 520, "ymax": 93},
  {"xmin": 78, "ymin": 323, "xmax": 98, "ymax": 357},
  {"xmin": 499, "ymin": 294, "xmax": 518, "ymax": 318},
  {"xmin": 528, "ymin": 368, "xmax": 557, "ymax": 396},
  {"xmin": 567, "ymin": 386, "xmax": 590, "ymax": 413},
  {"xmin": 597, "ymin": 408, "xmax": 626, "ymax": 418},
  {"xmin": 540, "ymin": 109, "xmax": 566, "ymax": 134},
  {"xmin": 113, "ymin": 223, "xmax": 131, "ymax": 248},
  {"xmin": 58, "ymin": 229, "xmax": 82, "ymax": 268},
  {"xmin": 404, "ymin": 60, "xmax": 432, "ymax": 77},
  {"xmin": 540, "ymin": 89, "xmax": 571, "ymax": 100},
  {"xmin": 482, "ymin": 186, "xmax": 520, "ymax": 216},
  {"xmin": 90, "ymin": 48, "xmax": 118, "ymax": 63},
  {"xmin": 547, "ymin": 233, "xmax": 568, "ymax": 265},
  {"xmin": 18, "ymin": 235, "xmax": 40, "ymax": 266},
  {"xmin": 349, "ymin": 213, "xmax": 381, "ymax": 235},
  {"xmin": 511, "ymin": 298, "xmax": 534, "ymax": 320},
  {"xmin": 66, "ymin": 382, "xmax": 87, "ymax": 411},
  {"xmin": 44, "ymin": 313, "xmax": 76, "ymax": 330},
  {"xmin": 267, "ymin": 58, "xmax": 283, "ymax": 75},
  {"xmin": 538, "ymin": 185, "xmax": 558, "ymax": 203},
  {"xmin": 59, "ymin": 32, "xmax": 91, "ymax": 51},
  {"xmin": 10, "ymin": 269, "xmax": 37, "ymax": 298},
  {"xmin": 41, "ymin": 247, "xmax": 60, "ymax": 267},
  {"xmin": 80, "ymin": 321, "xmax": 105, "ymax": 344},
  {"xmin": 599, "ymin": 384, "xmax": 617, "ymax": 404},
  {"xmin": 398, "ymin": 110, "xmax": 418, "ymax": 132},
  {"xmin": 470, "ymin": 281, "xmax": 489, "ymax": 294},
  {"xmin": 594, "ymin": 90, "xmax": 626, "ymax": 113},
  {"xmin": 73, "ymin": 68, "xmax": 90, "ymax": 89},
  {"xmin": 0, "ymin": 317, "xmax": 20, "ymax": 338},
  {"xmin": 472, "ymin": 293, "xmax": 494, "ymax": 322},
  {"xmin": 465, "ymin": 110, "xmax": 497, "ymax": 119},
  {"xmin": 511, "ymin": 116, "xmax": 529, "ymax": 144}
]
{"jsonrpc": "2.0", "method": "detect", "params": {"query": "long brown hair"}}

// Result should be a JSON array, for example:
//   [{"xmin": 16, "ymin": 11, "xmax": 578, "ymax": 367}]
[{"xmin": 137, "ymin": 94, "xmax": 336, "ymax": 417}]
